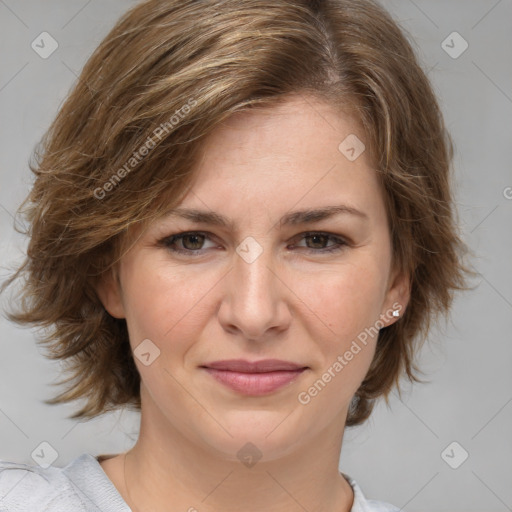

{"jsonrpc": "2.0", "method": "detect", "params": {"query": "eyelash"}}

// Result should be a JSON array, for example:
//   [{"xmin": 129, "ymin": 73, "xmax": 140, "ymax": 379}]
[{"xmin": 159, "ymin": 231, "xmax": 349, "ymax": 256}]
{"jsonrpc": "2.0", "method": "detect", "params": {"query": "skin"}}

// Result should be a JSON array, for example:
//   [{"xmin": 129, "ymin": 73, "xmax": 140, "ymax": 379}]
[{"xmin": 96, "ymin": 93, "xmax": 410, "ymax": 512}]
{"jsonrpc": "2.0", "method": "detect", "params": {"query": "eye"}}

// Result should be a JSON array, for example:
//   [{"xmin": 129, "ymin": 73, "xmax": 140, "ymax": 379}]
[
  {"xmin": 159, "ymin": 231, "xmax": 218, "ymax": 255},
  {"xmin": 158, "ymin": 230, "xmax": 348, "ymax": 256},
  {"xmin": 291, "ymin": 232, "xmax": 348, "ymax": 254}
]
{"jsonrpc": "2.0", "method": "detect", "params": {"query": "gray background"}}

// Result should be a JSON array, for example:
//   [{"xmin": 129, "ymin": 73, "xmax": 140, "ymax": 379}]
[{"xmin": 0, "ymin": 1, "xmax": 511, "ymax": 511}]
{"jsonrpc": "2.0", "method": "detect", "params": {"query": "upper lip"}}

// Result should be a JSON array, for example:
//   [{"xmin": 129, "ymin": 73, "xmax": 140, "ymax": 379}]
[{"xmin": 201, "ymin": 359, "xmax": 308, "ymax": 373}]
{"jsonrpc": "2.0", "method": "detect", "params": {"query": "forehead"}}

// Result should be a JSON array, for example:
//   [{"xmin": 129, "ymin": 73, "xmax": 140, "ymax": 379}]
[
  {"xmin": 198, "ymin": 94, "xmax": 367, "ymax": 167},
  {"xmin": 170, "ymin": 94, "xmax": 385, "ymax": 225}
]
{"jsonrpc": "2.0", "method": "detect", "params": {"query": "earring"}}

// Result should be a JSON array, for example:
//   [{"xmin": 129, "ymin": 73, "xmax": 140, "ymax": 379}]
[{"xmin": 392, "ymin": 309, "xmax": 400, "ymax": 317}]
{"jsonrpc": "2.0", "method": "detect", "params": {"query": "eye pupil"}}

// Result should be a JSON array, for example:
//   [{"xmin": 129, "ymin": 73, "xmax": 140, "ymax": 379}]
[
  {"xmin": 307, "ymin": 234, "xmax": 327, "ymax": 248},
  {"xmin": 183, "ymin": 234, "xmax": 204, "ymax": 250}
]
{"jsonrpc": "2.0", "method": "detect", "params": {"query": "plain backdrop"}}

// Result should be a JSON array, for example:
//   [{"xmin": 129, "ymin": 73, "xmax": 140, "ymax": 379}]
[{"xmin": 0, "ymin": 1, "xmax": 511, "ymax": 511}]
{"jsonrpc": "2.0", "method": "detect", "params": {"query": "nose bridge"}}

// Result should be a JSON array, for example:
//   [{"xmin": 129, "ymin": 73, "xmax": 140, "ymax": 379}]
[
  {"xmin": 233, "ymin": 234, "xmax": 277, "ymax": 307},
  {"xmin": 219, "ymin": 234, "xmax": 287, "ymax": 339}
]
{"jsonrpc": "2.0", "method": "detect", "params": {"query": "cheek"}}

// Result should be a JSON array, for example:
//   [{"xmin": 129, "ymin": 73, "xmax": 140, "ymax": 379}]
[
  {"xmin": 119, "ymin": 254, "xmax": 214, "ymax": 347},
  {"xmin": 293, "ymin": 262, "xmax": 387, "ymax": 410},
  {"xmin": 293, "ymin": 258, "xmax": 387, "ymax": 343},
  {"xmin": 118, "ymin": 257, "xmax": 214, "ymax": 404}
]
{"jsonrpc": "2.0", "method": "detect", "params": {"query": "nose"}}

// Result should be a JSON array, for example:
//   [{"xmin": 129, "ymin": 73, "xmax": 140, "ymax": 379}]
[{"xmin": 217, "ymin": 239, "xmax": 292, "ymax": 341}]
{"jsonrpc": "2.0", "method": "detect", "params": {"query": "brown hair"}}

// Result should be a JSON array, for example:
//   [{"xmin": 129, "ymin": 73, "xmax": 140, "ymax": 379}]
[{"xmin": 1, "ymin": 0, "xmax": 475, "ymax": 426}]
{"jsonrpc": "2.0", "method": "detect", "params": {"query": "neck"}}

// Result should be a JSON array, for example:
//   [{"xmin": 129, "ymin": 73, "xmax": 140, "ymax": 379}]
[{"xmin": 122, "ymin": 389, "xmax": 354, "ymax": 512}]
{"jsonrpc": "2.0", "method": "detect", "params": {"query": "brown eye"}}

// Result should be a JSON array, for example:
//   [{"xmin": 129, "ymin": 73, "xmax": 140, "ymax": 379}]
[
  {"xmin": 159, "ymin": 231, "xmax": 215, "ymax": 255},
  {"xmin": 179, "ymin": 233, "xmax": 206, "ymax": 250},
  {"xmin": 292, "ymin": 232, "xmax": 348, "ymax": 254},
  {"xmin": 304, "ymin": 234, "xmax": 330, "ymax": 249}
]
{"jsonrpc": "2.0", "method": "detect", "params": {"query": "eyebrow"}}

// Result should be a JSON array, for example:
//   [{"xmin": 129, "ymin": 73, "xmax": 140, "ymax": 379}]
[{"xmin": 163, "ymin": 205, "xmax": 368, "ymax": 229}]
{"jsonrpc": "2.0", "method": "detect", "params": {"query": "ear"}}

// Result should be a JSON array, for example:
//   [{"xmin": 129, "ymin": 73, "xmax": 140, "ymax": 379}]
[
  {"xmin": 95, "ymin": 265, "xmax": 126, "ymax": 319},
  {"xmin": 380, "ymin": 264, "xmax": 411, "ymax": 328}
]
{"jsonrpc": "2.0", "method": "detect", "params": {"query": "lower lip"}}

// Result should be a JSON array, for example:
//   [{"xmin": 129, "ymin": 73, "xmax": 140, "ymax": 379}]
[{"xmin": 203, "ymin": 368, "xmax": 307, "ymax": 395}]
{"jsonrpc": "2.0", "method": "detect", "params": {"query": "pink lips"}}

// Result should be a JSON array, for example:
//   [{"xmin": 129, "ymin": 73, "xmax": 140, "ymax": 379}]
[{"xmin": 201, "ymin": 359, "xmax": 308, "ymax": 395}]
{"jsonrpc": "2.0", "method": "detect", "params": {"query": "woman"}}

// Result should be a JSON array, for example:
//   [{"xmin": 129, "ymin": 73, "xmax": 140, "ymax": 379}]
[{"xmin": 0, "ymin": 0, "xmax": 472, "ymax": 510}]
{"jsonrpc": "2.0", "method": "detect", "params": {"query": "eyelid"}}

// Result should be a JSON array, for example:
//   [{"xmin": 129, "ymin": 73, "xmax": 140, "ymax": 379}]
[
  {"xmin": 289, "ymin": 231, "xmax": 349, "ymax": 253},
  {"xmin": 158, "ymin": 231, "xmax": 219, "ymax": 251}
]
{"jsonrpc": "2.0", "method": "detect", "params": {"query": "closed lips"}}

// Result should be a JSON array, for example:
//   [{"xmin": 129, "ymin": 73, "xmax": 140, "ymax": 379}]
[{"xmin": 201, "ymin": 359, "xmax": 308, "ymax": 373}]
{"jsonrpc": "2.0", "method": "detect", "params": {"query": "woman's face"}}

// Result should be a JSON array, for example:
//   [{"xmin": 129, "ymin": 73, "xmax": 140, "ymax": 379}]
[{"xmin": 98, "ymin": 94, "xmax": 409, "ymax": 461}]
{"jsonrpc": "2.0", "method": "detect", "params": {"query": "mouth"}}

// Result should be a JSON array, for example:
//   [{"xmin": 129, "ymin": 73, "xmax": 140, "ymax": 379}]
[{"xmin": 200, "ymin": 359, "xmax": 309, "ymax": 396}]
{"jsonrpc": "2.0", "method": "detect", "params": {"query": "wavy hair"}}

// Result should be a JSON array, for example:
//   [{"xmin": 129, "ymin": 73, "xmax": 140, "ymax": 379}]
[{"xmin": 1, "ymin": 0, "xmax": 474, "ymax": 425}]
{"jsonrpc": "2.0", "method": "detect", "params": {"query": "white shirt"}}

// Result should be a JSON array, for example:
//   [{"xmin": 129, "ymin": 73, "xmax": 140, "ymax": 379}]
[{"xmin": 0, "ymin": 454, "xmax": 400, "ymax": 511}]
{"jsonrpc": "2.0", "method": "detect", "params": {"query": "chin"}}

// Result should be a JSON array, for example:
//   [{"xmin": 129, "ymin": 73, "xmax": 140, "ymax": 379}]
[{"xmin": 197, "ymin": 412, "xmax": 308, "ymax": 463}]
